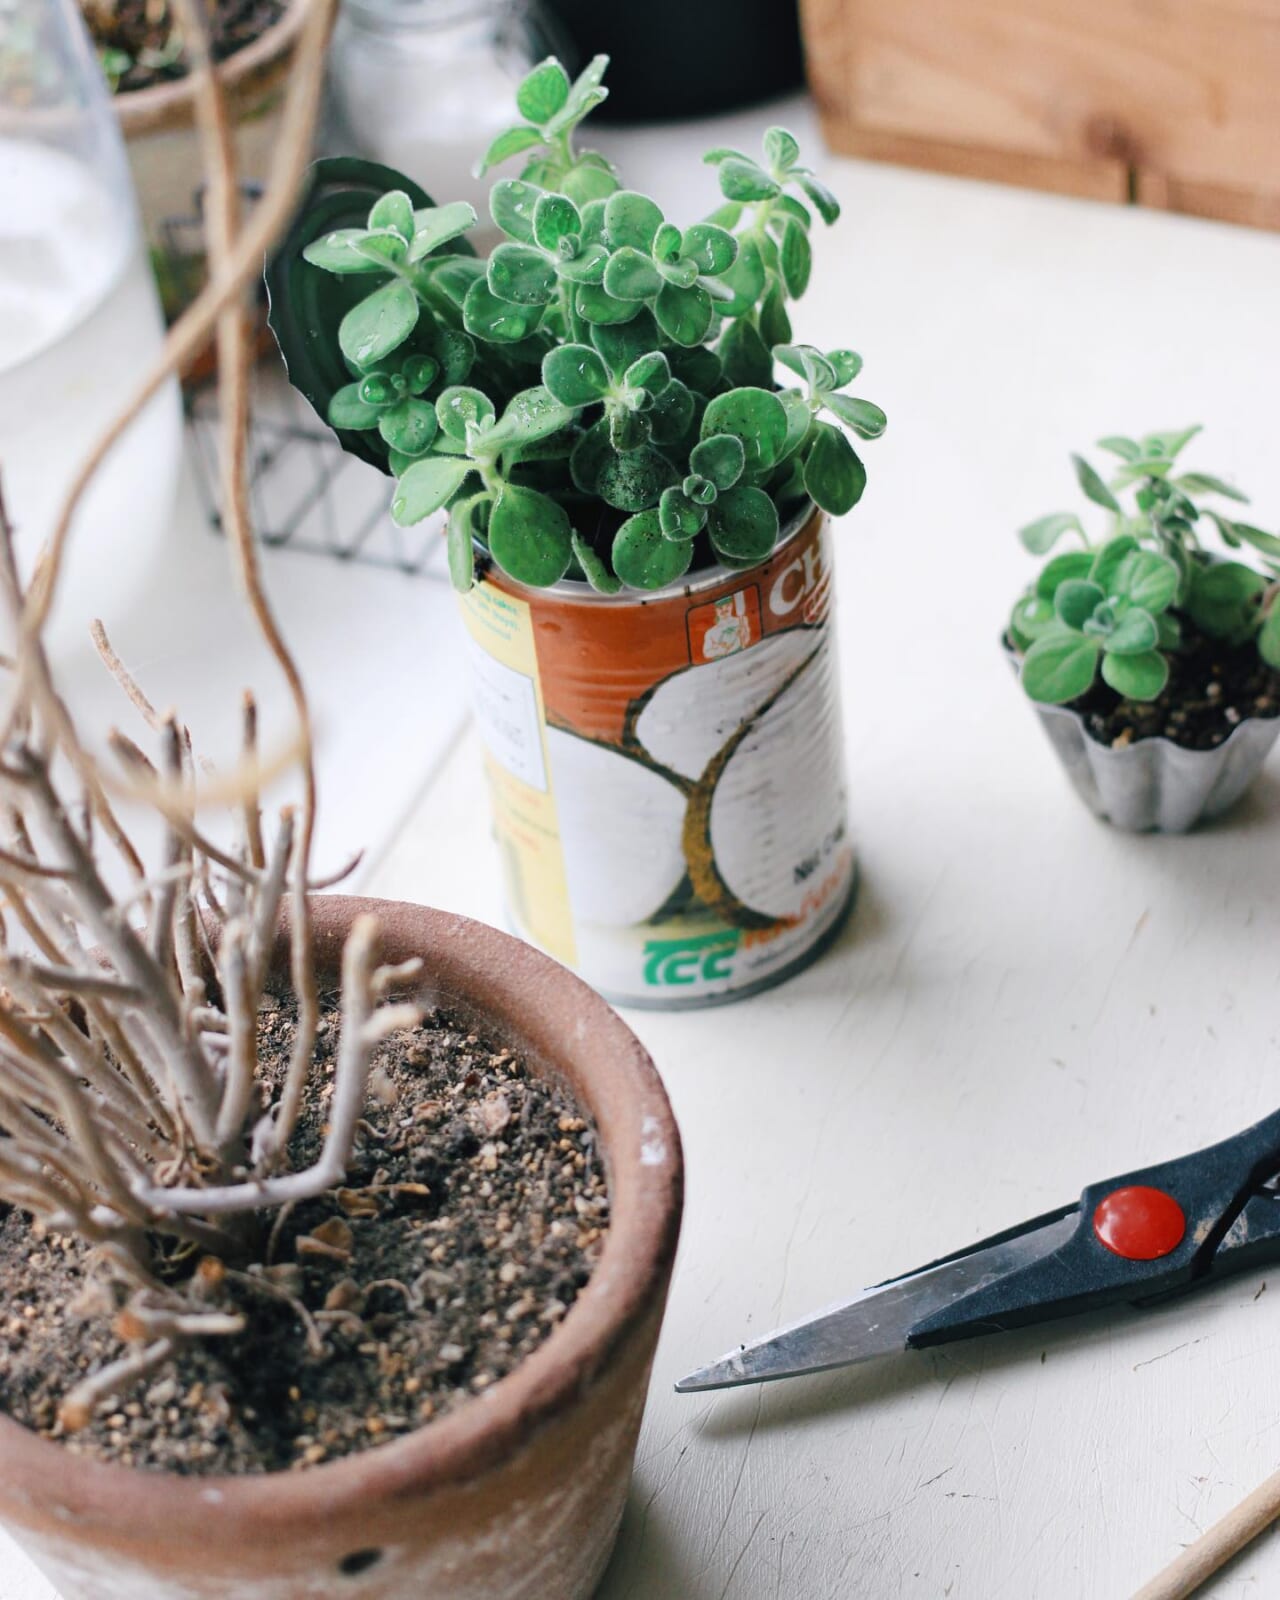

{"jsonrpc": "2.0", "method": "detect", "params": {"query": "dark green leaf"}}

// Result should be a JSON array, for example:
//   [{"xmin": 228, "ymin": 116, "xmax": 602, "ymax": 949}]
[
  {"xmin": 654, "ymin": 282, "xmax": 712, "ymax": 346},
  {"xmin": 718, "ymin": 317, "xmax": 773, "ymax": 388},
  {"xmin": 591, "ymin": 309, "xmax": 661, "ymax": 375},
  {"xmin": 368, "ymin": 190, "xmax": 414, "ymax": 241},
  {"xmin": 435, "ymin": 385, "xmax": 495, "ymax": 442},
  {"xmin": 302, "ymin": 228, "xmax": 388, "ymax": 275},
  {"xmin": 486, "ymin": 386, "xmax": 574, "ymax": 449},
  {"xmin": 1021, "ymin": 630, "xmax": 1102, "ymax": 704},
  {"xmin": 1055, "ymin": 579, "xmax": 1104, "ymax": 630},
  {"xmin": 570, "ymin": 420, "xmax": 676, "ymax": 510},
  {"xmin": 1229, "ymin": 521, "xmax": 1280, "ymax": 560},
  {"xmin": 764, "ymin": 127, "xmax": 801, "ymax": 172},
  {"xmin": 541, "ymin": 343, "xmax": 610, "ymax": 406},
  {"xmin": 576, "ymin": 282, "xmax": 642, "ymax": 325},
  {"xmin": 702, "ymin": 387, "xmax": 788, "ymax": 472},
  {"xmin": 1101, "ymin": 649, "xmax": 1168, "ymax": 701},
  {"xmin": 690, "ymin": 433, "xmax": 745, "ymax": 491},
  {"xmin": 779, "ymin": 219, "xmax": 811, "ymax": 297},
  {"xmin": 517, "ymin": 58, "xmax": 571, "ymax": 124},
  {"xmin": 1174, "ymin": 471, "xmax": 1250, "ymax": 504},
  {"xmin": 1105, "ymin": 608, "xmax": 1159, "ymax": 654},
  {"xmin": 680, "ymin": 222, "xmax": 737, "ymax": 276},
  {"xmin": 1009, "ymin": 593, "xmax": 1057, "ymax": 649},
  {"xmin": 795, "ymin": 172, "xmax": 840, "ymax": 224},
  {"xmin": 488, "ymin": 242, "xmax": 557, "ymax": 306},
  {"xmin": 447, "ymin": 495, "xmax": 480, "ymax": 592},
  {"xmin": 802, "ymin": 421, "xmax": 865, "ymax": 515},
  {"xmin": 759, "ymin": 282, "xmax": 792, "ymax": 347},
  {"xmin": 824, "ymin": 393, "xmax": 886, "ymax": 439},
  {"xmin": 392, "ymin": 456, "xmax": 471, "ymax": 524},
  {"xmin": 1186, "ymin": 561, "xmax": 1267, "ymax": 642},
  {"xmin": 603, "ymin": 246, "xmax": 663, "ymax": 302},
  {"xmin": 716, "ymin": 235, "xmax": 766, "ymax": 317},
  {"xmin": 647, "ymin": 381, "xmax": 695, "ymax": 447},
  {"xmin": 532, "ymin": 191, "xmax": 581, "ymax": 251},
  {"xmin": 718, "ymin": 158, "xmax": 780, "ymax": 202},
  {"xmin": 338, "ymin": 280, "xmax": 419, "ymax": 369},
  {"xmin": 624, "ymin": 351, "xmax": 670, "ymax": 396},
  {"xmin": 1071, "ymin": 453, "xmax": 1121, "ymax": 513},
  {"xmin": 659, "ymin": 487, "xmax": 707, "ymax": 541},
  {"xmin": 1260, "ymin": 600, "xmax": 1280, "ymax": 670},
  {"xmin": 489, "ymin": 484, "xmax": 573, "ymax": 587},
  {"xmin": 378, "ymin": 397, "xmax": 438, "ymax": 456},
  {"xmin": 707, "ymin": 485, "xmax": 779, "ymax": 562},
  {"xmin": 327, "ymin": 382, "xmax": 382, "ymax": 431},
  {"xmin": 1034, "ymin": 550, "xmax": 1095, "ymax": 599},
  {"xmin": 1110, "ymin": 549, "xmax": 1179, "ymax": 613},
  {"xmin": 490, "ymin": 179, "xmax": 541, "ymax": 242},
  {"xmin": 778, "ymin": 391, "xmax": 811, "ymax": 459},
  {"xmin": 612, "ymin": 510, "xmax": 693, "ymax": 590}
]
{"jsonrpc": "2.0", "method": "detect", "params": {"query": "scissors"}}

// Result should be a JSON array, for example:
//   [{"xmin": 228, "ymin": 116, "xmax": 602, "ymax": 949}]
[{"xmin": 676, "ymin": 1102, "xmax": 1280, "ymax": 1393}]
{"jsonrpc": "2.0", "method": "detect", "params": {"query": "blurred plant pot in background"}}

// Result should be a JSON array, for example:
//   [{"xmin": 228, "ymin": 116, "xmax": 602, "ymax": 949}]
[{"xmin": 544, "ymin": 0, "xmax": 804, "ymax": 122}]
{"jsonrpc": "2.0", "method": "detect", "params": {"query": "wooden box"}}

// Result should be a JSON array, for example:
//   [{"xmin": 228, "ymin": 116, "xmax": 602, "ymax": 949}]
[{"xmin": 799, "ymin": 0, "xmax": 1280, "ymax": 230}]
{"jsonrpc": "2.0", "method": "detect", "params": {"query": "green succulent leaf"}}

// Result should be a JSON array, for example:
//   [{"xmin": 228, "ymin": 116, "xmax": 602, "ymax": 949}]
[
  {"xmin": 1110, "ymin": 549, "xmax": 1179, "ymax": 614},
  {"xmin": 764, "ymin": 126, "xmax": 801, "ymax": 171},
  {"xmin": 488, "ymin": 242, "xmax": 557, "ymax": 306},
  {"xmin": 476, "ymin": 124, "xmax": 544, "ymax": 177},
  {"xmin": 659, "ymin": 486, "xmax": 707, "ymax": 541},
  {"xmin": 716, "ymin": 235, "xmax": 766, "ymax": 317},
  {"xmin": 605, "ymin": 190, "xmax": 664, "ymax": 252},
  {"xmin": 779, "ymin": 219, "xmax": 812, "ymax": 297},
  {"xmin": 302, "ymin": 228, "xmax": 388, "ymax": 275},
  {"xmin": 1034, "ymin": 550, "xmax": 1095, "ymax": 599},
  {"xmin": 490, "ymin": 179, "xmax": 541, "ymax": 243},
  {"xmin": 1104, "ymin": 607, "xmax": 1159, "ymax": 655},
  {"xmin": 576, "ymin": 282, "xmax": 641, "ymax": 325},
  {"xmin": 646, "ymin": 380, "xmax": 695, "ymax": 446},
  {"xmin": 1097, "ymin": 435, "xmax": 1141, "ymax": 462},
  {"xmin": 591, "ymin": 310, "xmax": 661, "ymax": 375},
  {"xmin": 1088, "ymin": 534, "xmax": 1140, "ymax": 594},
  {"xmin": 463, "ymin": 278, "xmax": 544, "ymax": 342},
  {"xmin": 486, "ymin": 386, "xmax": 574, "ymax": 449},
  {"xmin": 612, "ymin": 509, "xmax": 693, "ymax": 590},
  {"xmin": 554, "ymin": 240, "xmax": 609, "ymax": 285},
  {"xmin": 718, "ymin": 157, "xmax": 780, "ymax": 202},
  {"xmin": 680, "ymin": 223, "xmax": 737, "ymax": 276},
  {"xmin": 718, "ymin": 317, "xmax": 773, "ymax": 388},
  {"xmin": 516, "ymin": 57, "xmax": 571, "ymax": 123},
  {"xmin": 1143, "ymin": 425, "xmax": 1202, "ymax": 461},
  {"xmin": 541, "ymin": 342, "xmax": 610, "ymax": 406},
  {"xmin": 795, "ymin": 172, "xmax": 840, "ymax": 224},
  {"xmin": 338, "ymin": 280, "xmax": 419, "ymax": 369},
  {"xmin": 824, "ymin": 393, "xmax": 887, "ymax": 440},
  {"xmin": 1101, "ymin": 649, "xmax": 1168, "ymax": 701},
  {"xmin": 1186, "ymin": 561, "xmax": 1267, "ymax": 643},
  {"xmin": 447, "ymin": 494, "xmax": 480, "ymax": 593},
  {"xmin": 690, "ymin": 433, "xmax": 745, "ymax": 491},
  {"xmin": 1260, "ymin": 601, "xmax": 1280, "ymax": 670},
  {"xmin": 758, "ymin": 282, "xmax": 792, "ymax": 347},
  {"xmin": 435, "ymin": 385, "xmax": 496, "ymax": 443},
  {"xmin": 1009, "ymin": 593, "xmax": 1058, "ymax": 649},
  {"xmin": 1019, "ymin": 512, "xmax": 1085, "ymax": 556},
  {"xmin": 706, "ymin": 485, "xmax": 779, "ymax": 563},
  {"xmin": 571, "ymin": 420, "xmax": 676, "ymax": 510},
  {"xmin": 378, "ymin": 397, "xmax": 438, "ymax": 456},
  {"xmin": 544, "ymin": 53, "xmax": 610, "ymax": 137},
  {"xmin": 327, "ymin": 382, "xmax": 382, "ymax": 431},
  {"xmin": 1071, "ymin": 453, "xmax": 1121, "ymax": 513},
  {"xmin": 624, "ymin": 351, "xmax": 670, "ymax": 395},
  {"xmin": 778, "ymin": 390, "xmax": 811, "ymax": 459},
  {"xmin": 367, "ymin": 190, "xmax": 415, "ymax": 241},
  {"xmin": 1054, "ymin": 579, "xmax": 1105, "ymax": 630},
  {"xmin": 1021, "ymin": 630, "xmax": 1102, "ymax": 704},
  {"xmin": 488, "ymin": 484, "xmax": 573, "ymax": 587},
  {"xmin": 654, "ymin": 282, "xmax": 712, "ymax": 346},
  {"xmin": 392, "ymin": 456, "xmax": 471, "ymax": 525},
  {"xmin": 1227, "ymin": 521, "xmax": 1280, "ymax": 560},
  {"xmin": 802, "ymin": 421, "xmax": 865, "ymax": 515},
  {"xmin": 603, "ymin": 246, "xmax": 663, "ymax": 302},
  {"xmin": 702, "ymin": 387, "xmax": 788, "ymax": 473},
  {"xmin": 1175, "ymin": 471, "xmax": 1249, "ymax": 503},
  {"xmin": 571, "ymin": 531, "xmax": 622, "ymax": 594},
  {"xmin": 532, "ymin": 193, "xmax": 581, "ymax": 253}
]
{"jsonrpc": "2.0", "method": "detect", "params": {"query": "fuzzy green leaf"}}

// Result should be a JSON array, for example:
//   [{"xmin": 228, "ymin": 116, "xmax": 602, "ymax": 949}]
[
  {"xmin": 690, "ymin": 433, "xmax": 745, "ymax": 491},
  {"xmin": 591, "ymin": 310, "xmax": 661, "ymax": 375},
  {"xmin": 612, "ymin": 510, "xmax": 693, "ymax": 590},
  {"xmin": 541, "ymin": 343, "xmax": 610, "ymax": 406},
  {"xmin": 1055, "ymin": 579, "xmax": 1105, "ymax": 630},
  {"xmin": 486, "ymin": 387, "xmax": 574, "ymax": 449},
  {"xmin": 624, "ymin": 351, "xmax": 670, "ymax": 396},
  {"xmin": 1089, "ymin": 534, "xmax": 1140, "ymax": 594},
  {"xmin": 327, "ymin": 382, "xmax": 382, "ymax": 431},
  {"xmin": 718, "ymin": 157, "xmax": 780, "ymax": 202},
  {"xmin": 392, "ymin": 456, "xmax": 471, "ymax": 525},
  {"xmin": 476, "ymin": 124, "xmax": 543, "ymax": 177},
  {"xmin": 702, "ymin": 387, "xmax": 788, "ymax": 473},
  {"xmin": 654, "ymin": 281, "xmax": 713, "ymax": 346},
  {"xmin": 555, "ymin": 240, "xmax": 609, "ymax": 285},
  {"xmin": 435, "ymin": 385, "xmax": 496, "ymax": 443},
  {"xmin": 647, "ymin": 381, "xmax": 695, "ymax": 447},
  {"xmin": 1009, "ymin": 594, "xmax": 1057, "ymax": 650},
  {"xmin": 1260, "ymin": 601, "xmax": 1280, "ymax": 670},
  {"xmin": 367, "ymin": 190, "xmax": 414, "ymax": 242},
  {"xmin": 488, "ymin": 484, "xmax": 573, "ymax": 587},
  {"xmin": 718, "ymin": 317, "xmax": 773, "ymax": 389},
  {"xmin": 659, "ymin": 487, "xmax": 707, "ymax": 541},
  {"xmin": 561, "ymin": 156, "xmax": 619, "ymax": 206},
  {"xmin": 405, "ymin": 200, "xmax": 478, "ymax": 263},
  {"xmin": 779, "ymin": 219, "xmax": 812, "ymax": 297},
  {"xmin": 447, "ymin": 495, "xmax": 479, "ymax": 593},
  {"xmin": 1101, "ymin": 649, "xmax": 1168, "ymax": 701},
  {"xmin": 462, "ymin": 278, "xmax": 544, "ymax": 343},
  {"xmin": 1021, "ymin": 630, "xmax": 1102, "ymax": 704},
  {"xmin": 824, "ymin": 393, "xmax": 886, "ymax": 440},
  {"xmin": 302, "ymin": 228, "xmax": 388, "ymax": 275},
  {"xmin": 544, "ymin": 54, "xmax": 610, "ymax": 137},
  {"xmin": 1071, "ymin": 453, "xmax": 1121, "ymax": 513},
  {"xmin": 378, "ymin": 398, "xmax": 438, "ymax": 457},
  {"xmin": 1097, "ymin": 435, "xmax": 1141, "ymax": 462},
  {"xmin": 707, "ymin": 485, "xmax": 779, "ymax": 563},
  {"xmin": 571, "ymin": 531, "xmax": 622, "ymax": 594},
  {"xmin": 1110, "ymin": 549, "xmax": 1179, "ymax": 614},
  {"xmin": 680, "ymin": 223, "xmax": 737, "ymax": 276},
  {"xmin": 604, "ymin": 190, "xmax": 664, "ymax": 252},
  {"xmin": 576, "ymin": 282, "xmax": 642, "ymax": 325},
  {"xmin": 716, "ymin": 235, "xmax": 766, "ymax": 318},
  {"xmin": 1186, "ymin": 561, "xmax": 1267, "ymax": 642},
  {"xmin": 338, "ymin": 280, "xmax": 419, "ymax": 369},
  {"xmin": 532, "ymin": 191, "xmax": 581, "ymax": 251},
  {"xmin": 1019, "ymin": 512, "xmax": 1084, "ymax": 556},
  {"xmin": 803, "ymin": 422, "xmax": 865, "ymax": 516},
  {"xmin": 795, "ymin": 172, "xmax": 840, "ymax": 224},
  {"xmin": 488, "ymin": 242, "xmax": 557, "ymax": 306},
  {"xmin": 517, "ymin": 57, "xmax": 571, "ymax": 123},
  {"xmin": 604, "ymin": 246, "xmax": 663, "ymax": 302},
  {"xmin": 764, "ymin": 126, "xmax": 801, "ymax": 171},
  {"xmin": 658, "ymin": 255, "xmax": 700, "ymax": 290},
  {"xmin": 1174, "ymin": 471, "xmax": 1249, "ymax": 504},
  {"xmin": 1034, "ymin": 550, "xmax": 1095, "ymax": 599},
  {"xmin": 759, "ymin": 282, "xmax": 792, "ymax": 347},
  {"xmin": 490, "ymin": 179, "xmax": 541, "ymax": 242},
  {"xmin": 1105, "ymin": 607, "xmax": 1159, "ymax": 655},
  {"xmin": 571, "ymin": 420, "xmax": 676, "ymax": 510}
]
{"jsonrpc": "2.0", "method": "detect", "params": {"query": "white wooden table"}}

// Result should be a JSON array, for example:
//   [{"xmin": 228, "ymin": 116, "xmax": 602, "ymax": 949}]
[{"xmin": 6, "ymin": 100, "xmax": 1280, "ymax": 1600}]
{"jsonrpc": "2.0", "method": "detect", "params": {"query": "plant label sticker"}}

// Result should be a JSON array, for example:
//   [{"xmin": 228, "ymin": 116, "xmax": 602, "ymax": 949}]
[{"xmin": 459, "ymin": 508, "xmax": 855, "ymax": 1005}]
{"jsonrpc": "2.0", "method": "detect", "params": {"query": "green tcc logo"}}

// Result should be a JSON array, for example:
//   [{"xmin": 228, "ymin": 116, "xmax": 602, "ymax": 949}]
[{"xmin": 643, "ymin": 931, "xmax": 740, "ymax": 987}]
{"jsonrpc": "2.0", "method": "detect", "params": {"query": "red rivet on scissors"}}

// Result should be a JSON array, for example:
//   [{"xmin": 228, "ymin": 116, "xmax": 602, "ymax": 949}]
[{"xmin": 1093, "ymin": 1185, "xmax": 1186, "ymax": 1261}]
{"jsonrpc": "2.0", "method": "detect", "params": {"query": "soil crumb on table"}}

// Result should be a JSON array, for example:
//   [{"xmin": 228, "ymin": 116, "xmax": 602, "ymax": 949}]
[
  {"xmin": 1076, "ymin": 629, "xmax": 1280, "ymax": 751},
  {"xmin": 0, "ymin": 1002, "xmax": 609, "ymax": 1474}
]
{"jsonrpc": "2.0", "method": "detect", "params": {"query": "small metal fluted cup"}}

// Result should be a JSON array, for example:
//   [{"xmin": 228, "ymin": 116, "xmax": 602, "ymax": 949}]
[{"xmin": 1003, "ymin": 639, "xmax": 1280, "ymax": 833}]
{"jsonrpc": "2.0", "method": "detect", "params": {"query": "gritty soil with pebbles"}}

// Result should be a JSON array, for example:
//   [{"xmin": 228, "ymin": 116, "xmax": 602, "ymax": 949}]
[
  {"xmin": 0, "ymin": 1001, "xmax": 608, "ymax": 1474},
  {"xmin": 1074, "ymin": 626, "xmax": 1280, "ymax": 751}
]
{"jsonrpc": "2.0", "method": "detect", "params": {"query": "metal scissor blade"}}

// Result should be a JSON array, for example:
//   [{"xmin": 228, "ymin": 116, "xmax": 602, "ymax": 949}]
[{"xmin": 675, "ymin": 1208, "xmax": 1080, "ymax": 1393}]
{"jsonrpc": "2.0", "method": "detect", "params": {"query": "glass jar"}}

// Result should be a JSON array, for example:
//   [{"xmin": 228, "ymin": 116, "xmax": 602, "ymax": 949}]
[
  {"xmin": 327, "ymin": 0, "xmax": 559, "ymax": 225},
  {"xmin": 0, "ymin": 0, "xmax": 181, "ymax": 657}
]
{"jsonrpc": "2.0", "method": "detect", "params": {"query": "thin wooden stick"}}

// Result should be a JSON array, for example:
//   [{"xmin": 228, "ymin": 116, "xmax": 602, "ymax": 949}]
[{"xmin": 1132, "ymin": 1465, "xmax": 1280, "ymax": 1600}]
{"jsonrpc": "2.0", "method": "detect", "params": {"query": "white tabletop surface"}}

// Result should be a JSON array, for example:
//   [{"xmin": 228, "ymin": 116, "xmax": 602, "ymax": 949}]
[{"xmin": 6, "ymin": 97, "xmax": 1280, "ymax": 1600}]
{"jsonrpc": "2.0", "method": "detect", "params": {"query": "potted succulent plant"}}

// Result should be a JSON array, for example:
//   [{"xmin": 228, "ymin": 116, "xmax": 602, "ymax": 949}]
[
  {"xmin": 0, "ymin": 17, "xmax": 681, "ymax": 1600},
  {"xmin": 1007, "ymin": 427, "xmax": 1280, "ymax": 831},
  {"xmin": 268, "ymin": 54, "xmax": 887, "ymax": 1006}
]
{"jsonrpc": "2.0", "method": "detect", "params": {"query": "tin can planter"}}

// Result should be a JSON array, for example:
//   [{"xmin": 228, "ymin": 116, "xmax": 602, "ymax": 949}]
[
  {"xmin": 1006, "ymin": 641, "xmax": 1280, "ymax": 832},
  {"xmin": 458, "ymin": 504, "xmax": 856, "ymax": 1006}
]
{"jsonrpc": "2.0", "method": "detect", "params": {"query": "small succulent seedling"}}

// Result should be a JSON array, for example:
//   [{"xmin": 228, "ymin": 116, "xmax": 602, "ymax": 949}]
[
  {"xmin": 286, "ymin": 55, "xmax": 885, "ymax": 593},
  {"xmin": 1010, "ymin": 428, "xmax": 1280, "ymax": 705}
]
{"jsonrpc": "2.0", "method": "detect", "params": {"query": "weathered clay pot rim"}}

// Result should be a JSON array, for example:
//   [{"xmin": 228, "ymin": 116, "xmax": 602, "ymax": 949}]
[
  {"xmin": 111, "ymin": 0, "xmax": 311, "ymax": 136},
  {"xmin": 1001, "ymin": 633, "xmax": 1280, "ymax": 757},
  {"xmin": 0, "ymin": 895, "xmax": 682, "ymax": 1537}
]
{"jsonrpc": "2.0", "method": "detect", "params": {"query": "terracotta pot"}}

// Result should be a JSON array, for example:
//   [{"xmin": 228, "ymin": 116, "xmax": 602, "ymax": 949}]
[
  {"xmin": 112, "ymin": 0, "xmax": 314, "ymax": 258},
  {"xmin": 0, "ymin": 895, "xmax": 683, "ymax": 1599}
]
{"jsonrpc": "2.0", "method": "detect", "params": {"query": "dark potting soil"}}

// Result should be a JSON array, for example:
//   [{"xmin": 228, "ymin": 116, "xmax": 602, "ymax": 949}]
[
  {"xmin": 81, "ymin": 0, "xmax": 286, "ymax": 94},
  {"xmin": 1074, "ymin": 626, "xmax": 1280, "ymax": 751},
  {"xmin": 0, "ymin": 1001, "xmax": 608, "ymax": 1474}
]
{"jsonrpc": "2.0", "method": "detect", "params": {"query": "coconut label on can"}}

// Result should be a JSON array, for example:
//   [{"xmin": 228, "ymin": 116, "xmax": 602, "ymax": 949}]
[{"xmin": 458, "ymin": 508, "xmax": 855, "ymax": 1005}]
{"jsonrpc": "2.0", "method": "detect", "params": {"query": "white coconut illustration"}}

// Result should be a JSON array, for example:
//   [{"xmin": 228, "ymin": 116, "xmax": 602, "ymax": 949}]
[
  {"xmin": 632, "ymin": 628, "xmax": 819, "ymax": 780},
  {"xmin": 544, "ymin": 725, "xmax": 688, "ymax": 928}
]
